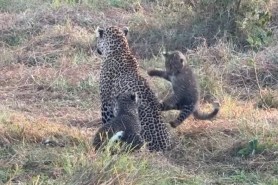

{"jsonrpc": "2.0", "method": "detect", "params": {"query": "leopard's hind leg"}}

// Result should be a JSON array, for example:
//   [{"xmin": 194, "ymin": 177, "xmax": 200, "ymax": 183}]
[{"xmin": 170, "ymin": 104, "xmax": 195, "ymax": 128}]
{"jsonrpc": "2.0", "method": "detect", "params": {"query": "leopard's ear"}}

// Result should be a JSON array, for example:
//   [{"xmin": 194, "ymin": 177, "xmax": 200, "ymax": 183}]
[
  {"xmin": 95, "ymin": 26, "xmax": 104, "ymax": 38},
  {"xmin": 115, "ymin": 93, "xmax": 120, "ymax": 100},
  {"xmin": 122, "ymin": 27, "xmax": 129, "ymax": 36},
  {"xmin": 130, "ymin": 93, "xmax": 137, "ymax": 102}
]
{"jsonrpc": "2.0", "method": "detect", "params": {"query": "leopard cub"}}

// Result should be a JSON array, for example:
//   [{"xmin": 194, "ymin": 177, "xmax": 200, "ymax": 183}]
[
  {"xmin": 148, "ymin": 50, "xmax": 220, "ymax": 128},
  {"xmin": 92, "ymin": 92, "xmax": 143, "ymax": 151}
]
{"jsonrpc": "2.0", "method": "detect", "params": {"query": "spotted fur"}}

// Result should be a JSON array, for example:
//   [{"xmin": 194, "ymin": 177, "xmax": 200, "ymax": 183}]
[{"xmin": 95, "ymin": 26, "xmax": 171, "ymax": 151}]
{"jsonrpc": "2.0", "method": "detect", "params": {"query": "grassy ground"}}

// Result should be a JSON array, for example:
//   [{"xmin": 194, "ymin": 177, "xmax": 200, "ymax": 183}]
[{"xmin": 1, "ymin": 0, "xmax": 278, "ymax": 184}]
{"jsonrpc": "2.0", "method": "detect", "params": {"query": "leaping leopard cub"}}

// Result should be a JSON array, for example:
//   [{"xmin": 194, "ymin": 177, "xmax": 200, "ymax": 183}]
[
  {"xmin": 93, "ymin": 92, "xmax": 143, "ymax": 151},
  {"xmin": 148, "ymin": 50, "xmax": 220, "ymax": 128}
]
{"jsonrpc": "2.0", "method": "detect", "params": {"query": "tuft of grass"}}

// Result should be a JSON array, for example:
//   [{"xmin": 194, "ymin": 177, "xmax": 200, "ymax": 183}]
[
  {"xmin": 0, "ymin": 113, "xmax": 88, "ymax": 145},
  {"xmin": 256, "ymin": 88, "xmax": 278, "ymax": 109},
  {"xmin": 69, "ymin": 151, "xmax": 200, "ymax": 185},
  {"xmin": 236, "ymin": 138, "xmax": 265, "ymax": 157}
]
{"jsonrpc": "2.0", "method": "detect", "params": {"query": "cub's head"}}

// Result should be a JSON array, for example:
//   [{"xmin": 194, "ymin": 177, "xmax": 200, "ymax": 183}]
[
  {"xmin": 113, "ymin": 92, "xmax": 138, "ymax": 116},
  {"xmin": 162, "ymin": 50, "xmax": 186, "ymax": 74},
  {"xmin": 95, "ymin": 26, "xmax": 129, "ymax": 57},
  {"xmin": 116, "ymin": 92, "xmax": 137, "ymax": 106}
]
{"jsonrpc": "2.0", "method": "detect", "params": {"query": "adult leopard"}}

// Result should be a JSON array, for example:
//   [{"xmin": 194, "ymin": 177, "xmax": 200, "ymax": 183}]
[{"xmin": 95, "ymin": 26, "xmax": 171, "ymax": 151}]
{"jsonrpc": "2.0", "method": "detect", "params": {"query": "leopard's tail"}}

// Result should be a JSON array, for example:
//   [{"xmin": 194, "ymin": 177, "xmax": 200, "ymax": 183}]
[{"xmin": 193, "ymin": 102, "xmax": 220, "ymax": 120}]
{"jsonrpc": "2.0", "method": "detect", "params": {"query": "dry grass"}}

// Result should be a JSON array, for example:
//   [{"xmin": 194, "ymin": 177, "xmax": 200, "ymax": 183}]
[{"xmin": 0, "ymin": 0, "xmax": 278, "ymax": 184}]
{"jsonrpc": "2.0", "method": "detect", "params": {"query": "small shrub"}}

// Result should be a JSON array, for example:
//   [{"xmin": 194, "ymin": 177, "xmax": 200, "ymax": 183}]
[
  {"xmin": 192, "ymin": 0, "xmax": 272, "ymax": 49},
  {"xmin": 2, "ymin": 33, "xmax": 23, "ymax": 46},
  {"xmin": 237, "ymin": 139, "xmax": 259, "ymax": 157},
  {"xmin": 256, "ymin": 89, "xmax": 278, "ymax": 109},
  {"xmin": 0, "ymin": 0, "xmax": 10, "ymax": 11},
  {"xmin": 237, "ymin": 2, "xmax": 272, "ymax": 49}
]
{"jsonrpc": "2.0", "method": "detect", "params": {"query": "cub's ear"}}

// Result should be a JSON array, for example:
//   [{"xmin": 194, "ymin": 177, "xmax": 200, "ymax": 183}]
[
  {"xmin": 95, "ymin": 26, "xmax": 104, "ymax": 38},
  {"xmin": 180, "ymin": 58, "xmax": 184, "ymax": 63},
  {"xmin": 162, "ymin": 51, "xmax": 168, "ymax": 57},
  {"xmin": 177, "ymin": 51, "xmax": 185, "ymax": 64},
  {"xmin": 123, "ymin": 27, "xmax": 129, "ymax": 36},
  {"xmin": 180, "ymin": 56, "xmax": 186, "ymax": 64}
]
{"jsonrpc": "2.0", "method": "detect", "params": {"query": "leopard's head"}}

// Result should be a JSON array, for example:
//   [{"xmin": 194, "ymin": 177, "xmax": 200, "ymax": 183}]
[
  {"xmin": 162, "ymin": 50, "xmax": 186, "ymax": 74},
  {"xmin": 95, "ymin": 26, "xmax": 129, "ymax": 57}
]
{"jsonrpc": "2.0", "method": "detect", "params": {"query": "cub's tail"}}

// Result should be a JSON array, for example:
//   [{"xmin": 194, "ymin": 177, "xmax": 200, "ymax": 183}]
[{"xmin": 193, "ymin": 101, "xmax": 220, "ymax": 120}]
